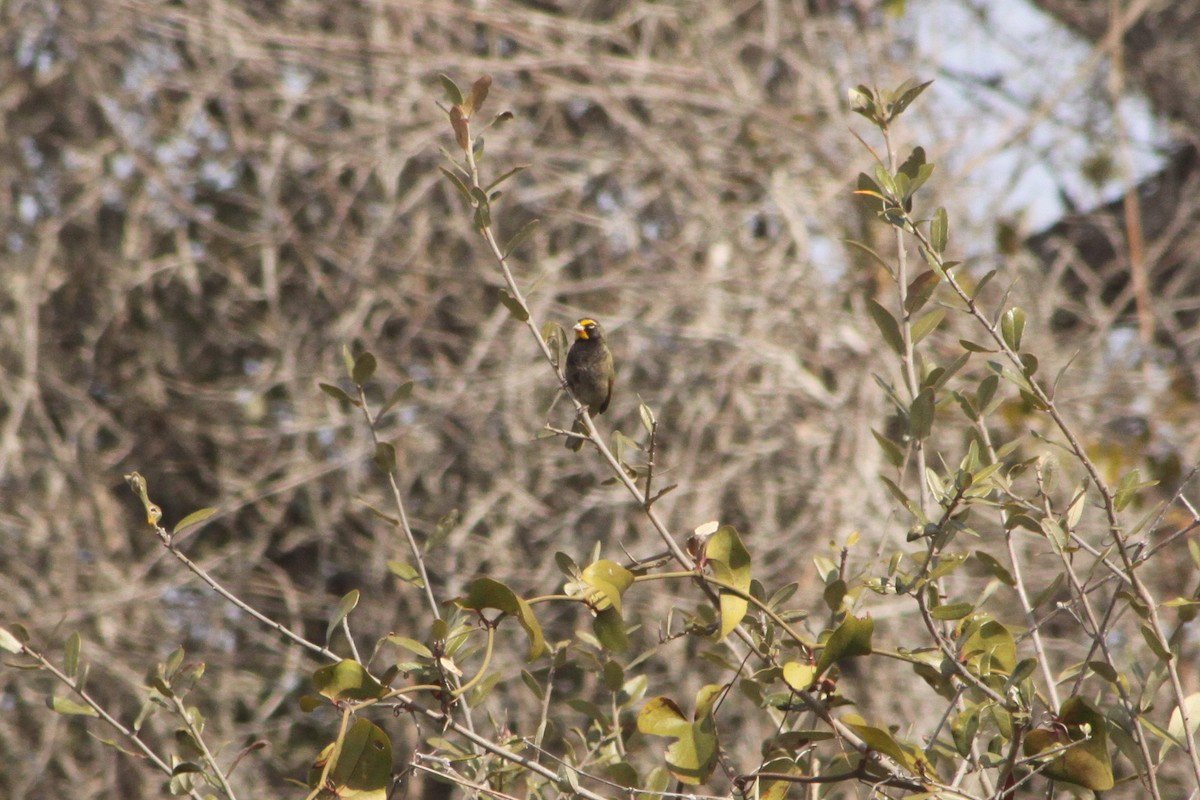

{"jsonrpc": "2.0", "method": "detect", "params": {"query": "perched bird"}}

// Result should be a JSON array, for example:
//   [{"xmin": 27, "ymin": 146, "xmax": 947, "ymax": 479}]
[{"xmin": 564, "ymin": 318, "xmax": 614, "ymax": 450}]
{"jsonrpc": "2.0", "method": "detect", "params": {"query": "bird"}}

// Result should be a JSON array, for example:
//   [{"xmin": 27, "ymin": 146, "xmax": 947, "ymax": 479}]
[{"xmin": 564, "ymin": 318, "xmax": 614, "ymax": 451}]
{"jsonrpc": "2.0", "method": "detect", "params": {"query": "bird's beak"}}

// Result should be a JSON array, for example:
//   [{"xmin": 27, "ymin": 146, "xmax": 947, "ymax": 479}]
[{"xmin": 573, "ymin": 322, "xmax": 588, "ymax": 339}]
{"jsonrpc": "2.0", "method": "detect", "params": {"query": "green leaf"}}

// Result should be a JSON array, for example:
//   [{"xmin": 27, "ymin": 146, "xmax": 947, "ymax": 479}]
[
  {"xmin": 173, "ymin": 507, "xmax": 217, "ymax": 537},
  {"xmin": 905, "ymin": 270, "xmax": 940, "ymax": 314},
  {"xmin": 843, "ymin": 712, "xmax": 929, "ymax": 776},
  {"xmin": 386, "ymin": 560, "xmax": 422, "ymax": 586},
  {"xmin": 554, "ymin": 551, "xmax": 579, "ymax": 578},
  {"xmin": 706, "ymin": 526, "xmax": 751, "ymax": 641},
  {"xmin": 637, "ymin": 689, "xmax": 720, "ymax": 785},
  {"xmin": 639, "ymin": 402, "xmax": 657, "ymax": 435},
  {"xmin": 503, "ymin": 218, "xmax": 540, "ymax": 258},
  {"xmin": 972, "ymin": 269, "xmax": 997, "ymax": 300},
  {"xmin": 498, "ymin": 289, "xmax": 529, "ymax": 321},
  {"xmin": 472, "ymin": 190, "xmax": 491, "ymax": 229},
  {"xmin": 48, "ymin": 696, "xmax": 99, "ymax": 717},
  {"xmin": 911, "ymin": 308, "xmax": 944, "ymax": 344},
  {"xmin": 326, "ymin": 590, "xmax": 361, "ymax": 646},
  {"xmin": 174, "ymin": 662, "xmax": 205, "ymax": 696},
  {"xmin": 847, "ymin": 85, "xmax": 877, "ymax": 120},
  {"xmin": 438, "ymin": 74, "xmax": 464, "ymax": 105},
  {"xmin": 909, "ymin": 387, "xmax": 935, "ymax": 440},
  {"xmin": 385, "ymin": 635, "xmax": 433, "ymax": 659},
  {"xmin": 1031, "ymin": 573, "xmax": 1064, "ymax": 610},
  {"xmin": 593, "ymin": 607, "xmax": 628, "ymax": 654},
  {"xmin": 312, "ymin": 659, "xmax": 386, "ymax": 702},
  {"xmin": 782, "ymin": 661, "xmax": 816, "ymax": 692},
  {"xmin": 438, "ymin": 166, "xmax": 472, "ymax": 202},
  {"xmin": 378, "ymin": 381, "xmax": 414, "ymax": 419},
  {"xmin": 841, "ymin": 236, "xmax": 895, "ymax": 277},
  {"xmin": 456, "ymin": 578, "xmax": 545, "ymax": 661},
  {"xmin": 954, "ymin": 391, "xmax": 978, "ymax": 421},
  {"xmin": 521, "ymin": 669, "xmax": 545, "ymax": 700},
  {"xmin": 601, "ymin": 659, "xmax": 624, "ymax": 692},
  {"xmin": 890, "ymin": 78, "xmax": 933, "ymax": 118},
  {"xmin": 611, "ymin": 429, "xmax": 642, "ymax": 469},
  {"xmin": 324, "ymin": 718, "xmax": 393, "ymax": 800},
  {"xmin": 373, "ymin": 442, "xmax": 397, "ymax": 473},
  {"xmin": 1141, "ymin": 623, "xmax": 1172, "ymax": 662},
  {"xmin": 64, "ymin": 632, "xmax": 81, "ymax": 680},
  {"xmin": 930, "ymin": 207, "xmax": 948, "ymax": 253},
  {"xmin": 931, "ymin": 602, "xmax": 973, "ymax": 620},
  {"xmin": 976, "ymin": 373, "xmax": 999, "ymax": 413},
  {"xmin": 958, "ymin": 339, "xmax": 994, "ymax": 353},
  {"xmin": 897, "ymin": 146, "xmax": 927, "ymax": 181},
  {"xmin": 1023, "ymin": 697, "xmax": 1114, "ymax": 790},
  {"xmin": 426, "ymin": 508, "xmax": 460, "ymax": 553},
  {"xmin": 873, "ymin": 164, "xmax": 898, "ymax": 203},
  {"xmin": 638, "ymin": 696, "xmax": 691, "ymax": 738},
  {"xmin": 952, "ymin": 706, "xmax": 980, "ymax": 756},
  {"xmin": 175, "ymin": 728, "xmax": 204, "ymax": 760},
  {"xmin": 352, "ymin": 352, "xmax": 377, "ymax": 385},
  {"xmin": 486, "ymin": 165, "xmax": 529, "ymax": 194},
  {"xmin": 1164, "ymin": 693, "xmax": 1200, "ymax": 757},
  {"xmin": 1115, "ymin": 469, "xmax": 1157, "ymax": 512},
  {"xmin": 1004, "ymin": 657, "xmax": 1038, "ymax": 690},
  {"xmin": 822, "ymin": 578, "xmax": 847, "ymax": 613},
  {"xmin": 961, "ymin": 617, "xmax": 1016, "ymax": 674},
  {"xmin": 871, "ymin": 429, "xmax": 905, "ymax": 468},
  {"xmin": 581, "ymin": 560, "xmax": 635, "ymax": 614},
  {"xmin": 1087, "ymin": 660, "xmax": 1119, "ymax": 684},
  {"xmin": 541, "ymin": 321, "xmax": 568, "ymax": 368},
  {"xmin": 973, "ymin": 551, "xmax": 1016, "ymax": 587},
  {"xmin": 1000, "ymin": 307, "xmax": 1026, "ymax": 351},
  {"xmin": 319, "ymin": 381, "xmax": 355, "ymax": 407},
  {"xmin": 994, "ymin": 361, "xmax": 1035, "ymax": 396},
  {"xmin": 867, "ymin": 300, "xmax": 904, "ymax": 354},
  {"xmin": 815, "ymin": 614, "xmax": 873, "ymax": 677},
  {"xmin": 926, "ymin": 351, "xmax": 970, "ymax": 393},
  {"xmin": 605, "ymin": 761, "xmax": 640, "ymax": 790}
]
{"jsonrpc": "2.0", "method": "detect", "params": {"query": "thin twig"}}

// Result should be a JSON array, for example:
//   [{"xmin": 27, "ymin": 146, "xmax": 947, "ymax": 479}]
[
  {"xmin": 19, "ymin": 644, "xmax": 208, "ymax": 800},
  {"xmin": 170, "ymin": 693, "xmax": 240, "ymax": 800}
]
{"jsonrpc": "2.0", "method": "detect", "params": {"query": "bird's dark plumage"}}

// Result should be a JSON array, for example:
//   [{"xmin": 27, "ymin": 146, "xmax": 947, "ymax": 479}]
[{"xmin": 564, "ymin": 318, "xmax": 614, "ymax": 450}]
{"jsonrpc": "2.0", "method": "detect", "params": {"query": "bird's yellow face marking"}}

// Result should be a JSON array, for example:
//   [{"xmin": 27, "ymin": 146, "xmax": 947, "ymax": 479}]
[{"xmin": 574, "ymin": 319, "xmax": 598, "ymax": 340}]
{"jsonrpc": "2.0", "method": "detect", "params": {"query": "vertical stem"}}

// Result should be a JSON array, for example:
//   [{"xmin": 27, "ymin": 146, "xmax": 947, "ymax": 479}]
[
  {"xmin": 355, "ymin": 386, "xmax": 442, "ymax": 620},
  {"xmin": 354, "ymin": 385, "xmax": 477, "ymax": 738},
  {"xmin": 881, "ymin": 125, "xmax": 929, "ymax": 517}
]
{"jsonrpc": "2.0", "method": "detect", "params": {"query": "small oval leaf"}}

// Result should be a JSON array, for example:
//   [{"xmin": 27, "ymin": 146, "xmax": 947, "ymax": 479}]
[
  {"xmin": 174, "ymin": 507, "xmax": 217, "ymax": 537},
  {"xmin": 1000, "ymin": 308, "xmax": 1026, "ymax": 351},
  {"xmin": 503, "ymin": 218, "xmax": 540, "ymax": 258},
  {"xmin": 48, "ymin": 696, "xmax": 99, "ymax": 717},
  {"xmin": 352, "ymin": 352, "xmax": 377, "ymax": 385},
  {"xmin": 319, "ymin": 383, "xmax": 359, "ymax": 406},
  {"xmin": 498, "ymin": 290, "xmax": 529, "ymax": 321},
  {"xmin": 438, "ymin": 74, "xmax": 464, "ymax": 105},
  {"xmin": 374, "ymin": 442, "xmax": 397, "ymax": 473},
  {"xmin": 326, "ymin": 590, "xmax": 361, "ymax": 645},
  {"xmin": 312, "ymin": 659, "xmax": 385, "ymax": 702},
  {"xmin": 867, "ymin": 300, "xmax": 904, "ymax": 355}
]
